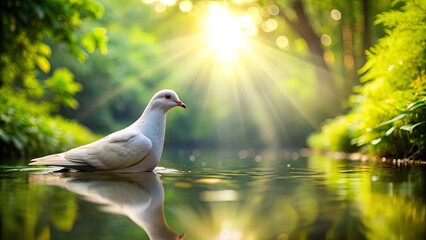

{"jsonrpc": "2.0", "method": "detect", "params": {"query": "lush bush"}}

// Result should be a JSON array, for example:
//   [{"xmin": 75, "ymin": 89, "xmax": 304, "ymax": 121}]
[
  {"xmin": 308, "ymin": 0, "xmax": 426, "ymax": 159},
  {"xmin": 0, "ymin": 89, "xmax": 99, "ymax": 159},
  {"xmin": 307, "ymin": 115, "xmax": 359, "ymax": 153}
]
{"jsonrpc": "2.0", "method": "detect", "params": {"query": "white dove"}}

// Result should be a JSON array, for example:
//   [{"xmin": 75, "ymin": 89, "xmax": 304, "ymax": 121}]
[{"xmin": 29, "ymin": 89, "xmax": 186, "ymax": 172}]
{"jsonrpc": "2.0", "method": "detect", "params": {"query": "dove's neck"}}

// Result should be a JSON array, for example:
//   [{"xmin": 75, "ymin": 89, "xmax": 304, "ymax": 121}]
[{"xmin": 132, "ymin": 105, "xmax": 167, "ymax": 159}]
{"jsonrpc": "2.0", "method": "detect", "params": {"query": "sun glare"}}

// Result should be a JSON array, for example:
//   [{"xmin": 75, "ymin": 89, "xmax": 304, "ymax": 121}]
[
  {"xmin": 205, "ymin": 5, "xmax": 248, "ymax": 61},
  {"xmin": 106, "ymin": 1, "xmax": 323, "ymax": 149}
]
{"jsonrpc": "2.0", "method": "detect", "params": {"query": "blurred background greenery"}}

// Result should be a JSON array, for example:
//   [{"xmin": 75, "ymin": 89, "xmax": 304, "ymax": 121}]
[{"xmin": 1, "ymin": 0, "xmax": 425, "ymax": 160}]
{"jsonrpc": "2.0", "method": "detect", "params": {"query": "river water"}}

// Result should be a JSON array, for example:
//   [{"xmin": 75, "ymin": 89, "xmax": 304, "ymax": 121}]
[{"xmin": 1, "ymin": 149, "xmax": 425, "ymax": 240}]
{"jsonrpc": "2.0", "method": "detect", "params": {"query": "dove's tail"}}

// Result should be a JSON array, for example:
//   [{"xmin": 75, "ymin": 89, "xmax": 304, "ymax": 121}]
[
  {"xmin": 29, "ymin": 153, "xmax": 83, "ymax": 167},
  {"xmin": 29, "ymin": 153, "xmax": 67, "ymax": 165}
]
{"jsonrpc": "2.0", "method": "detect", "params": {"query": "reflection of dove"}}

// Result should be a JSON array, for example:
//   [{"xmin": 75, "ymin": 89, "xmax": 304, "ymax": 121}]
[
  {"xmin": 29, "ymin": 89, "xmax": 186, "ymax": 172},
  {"xmin": 29, "ymin": 172, "xmax": 184, "ymax": 240}
]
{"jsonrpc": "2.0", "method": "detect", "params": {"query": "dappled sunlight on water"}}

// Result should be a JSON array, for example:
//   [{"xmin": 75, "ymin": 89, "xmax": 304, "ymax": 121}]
[{"xmin": 1, "ymin": 151, "xmax": 425, "ymax": 239}]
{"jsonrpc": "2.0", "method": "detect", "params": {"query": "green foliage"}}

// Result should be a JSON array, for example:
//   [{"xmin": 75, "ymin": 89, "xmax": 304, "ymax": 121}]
[
  {"xmin": 307, "ymin": 115, "xmax": 359, "ymax": 153},
  {"xmin": 0, "ymin": 0, "xmax": 105, "ymax": 158},
  {"xmin": 1, "ymin": 0, "xmax": 107, "ymax": 88},
  {"xmin": 45, "ymin": 68, "xmax": 83, "ymax": 110},
  {"xmin": 0, "ymin": 89, "xmax": 99, "ymax": 159},
  {"xmin": 80, "ymin": 27, "xmax": 109, "ymax": 55},
  {"xmin": 308, "ymin": 0, "xmax": 426, "ymax": 159}
]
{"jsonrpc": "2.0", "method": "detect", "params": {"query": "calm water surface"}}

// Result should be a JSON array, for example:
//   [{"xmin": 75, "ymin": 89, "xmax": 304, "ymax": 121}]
[{"xmin": 1, "ymin": 149, "xmax": 425, "ymax": 240}]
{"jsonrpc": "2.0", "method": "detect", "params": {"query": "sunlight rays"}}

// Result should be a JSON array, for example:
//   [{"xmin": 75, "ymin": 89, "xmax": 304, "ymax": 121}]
[
  {"xmin": 76, "ymin": 34, "xmax": 206, "ymax": 119},
  {"xmin": 143, "ymin": 29, "xmax": 320, "ymax": 147},
  {"xmin": 246, "ymin": 41, "xmax": 321, "ymax": 128},
  {"xmin": 79, "ymin": 31, "xmax": 321, "ymax": 147},
  {"xmin": 80, "ymin": 2, "xmax": 325, "ymax": 147}
]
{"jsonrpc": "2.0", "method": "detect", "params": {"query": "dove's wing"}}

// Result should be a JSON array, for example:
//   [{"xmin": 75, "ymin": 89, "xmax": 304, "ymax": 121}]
[{"xmin": 65, "ymin": 129, "xmax": 152, "ymax": 170}]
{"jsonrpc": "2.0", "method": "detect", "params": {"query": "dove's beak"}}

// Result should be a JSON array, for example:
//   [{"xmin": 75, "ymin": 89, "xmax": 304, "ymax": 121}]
[{"xmin": 176, "ymin": 100, "xmax": 186, "ymax": 108}]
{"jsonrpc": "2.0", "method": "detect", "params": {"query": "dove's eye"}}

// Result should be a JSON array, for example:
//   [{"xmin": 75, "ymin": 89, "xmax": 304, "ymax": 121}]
[{"xmin": 165, "ymin": 94, "xmax": 171, "ymax": 100}]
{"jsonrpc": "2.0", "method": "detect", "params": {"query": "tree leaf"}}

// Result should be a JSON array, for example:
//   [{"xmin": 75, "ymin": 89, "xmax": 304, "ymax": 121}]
[
  {"xmin": 38, "ymin": 43, "xmax": 52, "ymax": 57},
  {"xmin": 385, "ymin": 126, "xmax": 396, "ymax": 136},
  {"xmin": 378, "ymin": 114, "xmax": 406, "ymax": 127},
  {"xmin": 400, "ymin": 121, "xmax": 426, "ymax": 132},
  {"xmin": 371, "ymin": 138, "xmax": 382, "ymax": 145},
  {"xmin": 36, "ymin": 56, "xmax": 51, "ymax": 73},
  {"xmin": 407, "ymin": 101, "xmax": 426, "ymax": 111},
  {"xmin": 80, "ymin": 34, "xmax": 96, "ymax": 53}
]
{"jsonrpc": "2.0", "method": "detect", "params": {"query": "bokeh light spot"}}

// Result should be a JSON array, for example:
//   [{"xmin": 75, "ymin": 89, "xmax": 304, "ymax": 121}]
[
  {"xmin": 179, "ymin": 0, "xmax": 193, "ymax": 12},
  {"xmin": 268, "ymin": 5, "xmax": 280, "ymax": 16},
  {"xmin": 320, "ymin": 34, "xmax": 332, "ymax": 46},
  {"xmin": 276, "ymin": 35, "xmax": 289, "ymax": 49},
  {"xmin": 154, "ymin": 2, "xmax": 166, "ymax": 12},
  {"xmin": 262, "ymin": 18, "xmax": 278, "ymax": 32},
  {"xmin": 330, "ymin": 9, "xmax": 342, "ymax": 21}
]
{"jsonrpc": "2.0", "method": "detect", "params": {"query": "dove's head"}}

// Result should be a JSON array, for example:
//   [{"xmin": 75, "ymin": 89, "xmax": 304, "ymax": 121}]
[{"xmin": 151, "ymin": 89, "xmax": 186, "ymax": 111}]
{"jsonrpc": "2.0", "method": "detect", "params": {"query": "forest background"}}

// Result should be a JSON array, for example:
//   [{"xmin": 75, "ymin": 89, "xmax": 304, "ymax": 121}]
[{"xmin": 1, "ymin": 0, "xmax": 425, "ymax": 160}]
